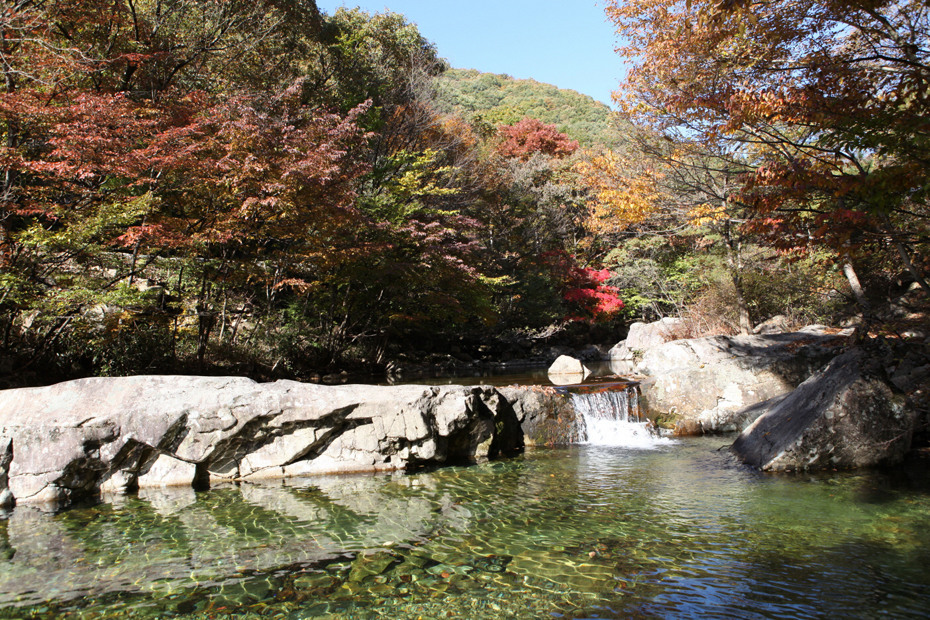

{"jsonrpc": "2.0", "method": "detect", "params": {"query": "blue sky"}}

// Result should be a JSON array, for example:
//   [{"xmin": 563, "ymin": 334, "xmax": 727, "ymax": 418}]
[{"xmin": 316, "ymin": 1, "xmax": 625, "ymax": 106}]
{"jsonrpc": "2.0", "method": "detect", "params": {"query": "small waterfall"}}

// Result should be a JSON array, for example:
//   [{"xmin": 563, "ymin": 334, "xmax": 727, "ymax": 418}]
[{"xmin": 570, "ymin": 383, "xmax": 671, "ymax": 449}]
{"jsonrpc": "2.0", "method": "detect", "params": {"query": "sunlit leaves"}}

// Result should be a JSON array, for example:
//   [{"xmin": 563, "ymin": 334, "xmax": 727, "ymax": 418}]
[
  {"xmin": 605, "ymin": 0, "xmax": 930, "ymax": 281},
  {"xmin": 575, "ymin": 149, "xmax": 667, "ymax": 232},
  {"xmin": 687, "ymin": 203, "xmax": 728, "ymax": 227},
  {"xmin": 497, "ymin": 118, "xmax": 579, "ymax": 160},
  {"xmin": 542, "ymin": 251, "xmax": 624, "ymax": 322}
]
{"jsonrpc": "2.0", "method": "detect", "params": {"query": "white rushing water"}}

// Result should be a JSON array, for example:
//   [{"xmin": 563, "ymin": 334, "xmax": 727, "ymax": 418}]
[{"xmin": 570, "ymin": 386, "xmax": 674, "ymax": 449}]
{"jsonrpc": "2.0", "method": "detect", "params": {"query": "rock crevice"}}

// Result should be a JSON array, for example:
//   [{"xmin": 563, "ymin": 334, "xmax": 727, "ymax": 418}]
[
  {"xmin": 0, "ymin": 377, "xmax": 561, "ymax": 507},
  {"xmin": 731, "ymin": 349, "xmax": 918, "ymax": 471}
]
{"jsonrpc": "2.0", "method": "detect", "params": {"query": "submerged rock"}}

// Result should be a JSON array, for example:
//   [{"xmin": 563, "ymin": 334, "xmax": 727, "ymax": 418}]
[
  {"xmin": 731, "ymin": 349, "xmax": 918, "ymax": 471},
  {"xmin": 0, "ymin": 376, "xmax": 527, "ymax": 507}
]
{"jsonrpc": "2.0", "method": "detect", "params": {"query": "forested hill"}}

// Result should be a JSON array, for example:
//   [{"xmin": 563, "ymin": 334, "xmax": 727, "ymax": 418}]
[
  {"xmin": 436, "ymin": 68, "xmax": 627, "ymax": 148},
  {"xmin": 4, "ymin": 2, "xmax": 922, "ymax": 388}
]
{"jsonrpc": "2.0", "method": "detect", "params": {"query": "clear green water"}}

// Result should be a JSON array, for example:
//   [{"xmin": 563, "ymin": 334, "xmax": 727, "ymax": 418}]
[{"xmin": 1, "ymin": 438, "xmax": 929, "ymax": 619}]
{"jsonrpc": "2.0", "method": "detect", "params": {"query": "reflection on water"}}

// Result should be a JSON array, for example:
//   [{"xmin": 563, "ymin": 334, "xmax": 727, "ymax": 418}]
[
  {"xmin": 1, "ymin": 439, "xmax": 929, "ymax": 618},
  {"xmin": 380, "ymin": 361, "xmax": 622, "ymax": 387}
]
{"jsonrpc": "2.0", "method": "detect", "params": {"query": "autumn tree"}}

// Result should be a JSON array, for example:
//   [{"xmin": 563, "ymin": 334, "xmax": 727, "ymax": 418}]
[
  {"xmin": 483, "ymin": 117, "xmax": 624, "ymax": 329},
  {"xmin": 278, "ymin": 8, "xmax": 508, "ymax": 357},
  {"xmin": 491, "ymin": 119, "xmax": 585, "ymax": 254},
  {"xmin": 0, "ymin": 1, "xmax": 617, "ymax": 382},
  {"xmin": 605, "ymin": 0, "xmax": 930, "ymax": 313},
  {"xmin": 0, "ymin": 0, "xmax": 380, "ymax": 376},
  {"xmin": 576, "ymin": 132, "xmax": 764, "ymax": 332},
  {"xmin": 497, "ymin": 117, "xmax": 579, "ymax": 160}
]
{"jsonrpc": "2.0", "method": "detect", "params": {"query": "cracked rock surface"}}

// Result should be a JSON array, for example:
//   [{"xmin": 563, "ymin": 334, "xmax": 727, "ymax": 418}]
[
  {"xmin": 0, "ymin": 376, "xmax": 531, "ymax": 507},
  {"xmin": 731, "ymin": 349, "xmax": 918, "ymax": 471}
]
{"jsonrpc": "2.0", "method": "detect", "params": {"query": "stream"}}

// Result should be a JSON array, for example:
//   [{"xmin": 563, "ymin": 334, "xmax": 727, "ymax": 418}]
[{"xmin": 0, "ymin": 380, "xmax": 928, "ymax": 618}]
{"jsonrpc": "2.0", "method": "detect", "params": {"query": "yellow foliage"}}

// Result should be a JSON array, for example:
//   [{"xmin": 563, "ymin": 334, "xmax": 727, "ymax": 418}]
[
  {"xmin": 575, "ymin": 150, "xmax": 666, "ymax": 233},
  {"xmin": 390, "ymin": 149, "xmax": 459, "ymax": 200},
  {"xmin": 687, "ymin": 203, "xmax": 728, "ymax": 226}
]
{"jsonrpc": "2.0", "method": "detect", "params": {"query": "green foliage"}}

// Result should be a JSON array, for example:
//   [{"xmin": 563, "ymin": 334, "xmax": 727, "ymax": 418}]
[
  {"xmin": 360, "ymin": 149, "xmax": 459, "ymax": 224},
  {"xmin": 436, "ymin": 69, "xmax": 631, "ymax": 149},
  {"xmin": 605, "ymin": 236, "xmax": 847, "ymax": 330},
  {"xmin": 19, "ymin": 193, "xmax": 156, "ymax": 251},
  {"xmin": 491, "ymin": 269, "xmax": 564, "ymax": 331},
  {"xmin": 314, "ymin": 7, "xmax": 444, "ymax": 115},
  {"xmin": 16, "ymin": 278, "xmax": 176, "ymax": 378},
  {"xmin": 740, "ymin": 255, "xmax": 848, "ymax": 327},
  {"xmin": 604, "ymin": 236, "xmax": 688, "ymax": 319},
  {"xmin": 60, "ymin": 313, "xmax": 176, "ymax": 377}
]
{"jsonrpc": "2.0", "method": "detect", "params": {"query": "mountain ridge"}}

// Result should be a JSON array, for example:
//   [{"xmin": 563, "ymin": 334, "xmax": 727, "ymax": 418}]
[{"xmin": 436, "ymin": 67, "xmax": 627, "ymax": 149}]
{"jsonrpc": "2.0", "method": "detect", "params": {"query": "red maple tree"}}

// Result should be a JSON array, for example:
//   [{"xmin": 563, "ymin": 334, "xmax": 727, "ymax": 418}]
[{"xmin": 497, "ymin": 118, "xmax": 579, "ymax": 160}]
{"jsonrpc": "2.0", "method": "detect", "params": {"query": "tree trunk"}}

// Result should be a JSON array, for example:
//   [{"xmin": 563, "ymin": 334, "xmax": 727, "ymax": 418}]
[
  {"xmin": 734, "ymin": 275, "xmax": 752, "ymax": 335},
  {"xmin": 196, "ymin": 276, "xmax": 214, "ymax": 367},
  {"xmin": 880, "ymin": 214, "xmax": 930, "ymax": 296},
  {"xmin": 724, "ymin": 218, "xmax": 752, "ymax": 335},
  {"xmin": 892, "ymin": 240, "xmax": 930, "ymax": 296},
  {"xmin": 127, "ymin": 221, "xmax": 144, "ymax": 286},
  {"xmin": 842, "ymin": 261, "xmax": 870, "ymax": 311}
]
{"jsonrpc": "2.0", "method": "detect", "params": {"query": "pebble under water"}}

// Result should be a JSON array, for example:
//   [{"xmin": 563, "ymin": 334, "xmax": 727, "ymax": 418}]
[{"xmin": 1, "ymin": 437, "xmax": 929, "ymax": 619}]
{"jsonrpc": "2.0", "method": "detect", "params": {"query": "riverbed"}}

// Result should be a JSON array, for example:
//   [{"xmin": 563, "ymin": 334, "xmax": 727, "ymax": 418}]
[{"xmin": 1, "ymin": 435, "xmax": 928, "ymax": 618}]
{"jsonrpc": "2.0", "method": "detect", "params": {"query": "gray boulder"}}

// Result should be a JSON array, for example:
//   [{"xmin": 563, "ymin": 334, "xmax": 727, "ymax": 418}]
[
  {"xmin": 0, "ymin": 376, "xmax": 526, "ymax": 507},
  {"xmin": 548, "ymin": 355, "xmax": 589, "ymax": 375},
  {"xmin": 547, "ymin": 355, "xmax": 592, "ymax": 385},
  {"xmin": 608, "ymin": 317, "xmax": 685, "ymax": 361},
  {"xmin": 499, "ymin": 386, "xmax": 582, "ymax": 446},
  {"xmin": 635, "ymin": 329, "xmax": 851, "ymax": 434},
  {"xmin": 753, "ymin": 315, "xmax": 790, "ymax": 335},
  {"xmin": 731, "ymin": 349, "xmax": 917, "ymax": 471},
  {"xmin": 0, "ymin": 437, "xmax": 12, "ymax": 508}
]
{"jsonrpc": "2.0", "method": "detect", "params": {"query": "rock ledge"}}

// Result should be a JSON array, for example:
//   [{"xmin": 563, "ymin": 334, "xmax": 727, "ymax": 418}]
[{"xmin": 0, "ymin": 376, "xmax": 572, "ymax": 507}]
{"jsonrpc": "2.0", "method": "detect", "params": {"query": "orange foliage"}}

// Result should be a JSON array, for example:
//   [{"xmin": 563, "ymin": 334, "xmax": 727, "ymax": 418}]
[
  {"xmin": 605, "ymin": 0, "xmax": 930, "ymax": 263},
  {"xmin": 574, "ymin": 149, "xmax": 667, "ymax": 233}
]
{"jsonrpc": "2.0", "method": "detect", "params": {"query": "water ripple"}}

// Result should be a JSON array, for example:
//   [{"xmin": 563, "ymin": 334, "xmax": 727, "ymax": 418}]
[{"xmin": 0, "ymin": 438, "xmax": 928, "ymax": 618}]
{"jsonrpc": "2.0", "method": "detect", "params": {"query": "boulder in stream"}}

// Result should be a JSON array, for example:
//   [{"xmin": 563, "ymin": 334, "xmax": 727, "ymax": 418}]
[
  {"xmin": 547, "ymin": 355, "xmax": 592, "ymax": 385},
  {"xmin": 499, "ymin": 386, "xmax": 582, "ymax": 446},
  {"xmin": 731, "ymin": 348, "xmax": 918, "ymax": 471},
  {"xmin": 632, "ymin": 328, "xmax": 852, "ymax": 435},
  {"xmin": 608, "ymin": 317, "xmax": 685, "ymax": 361}
]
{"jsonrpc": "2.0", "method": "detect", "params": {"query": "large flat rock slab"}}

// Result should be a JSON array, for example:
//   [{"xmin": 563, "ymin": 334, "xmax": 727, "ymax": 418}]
[{"xmin": 0, "ymin": 376, "xmax": 529, "ymax": 507}]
